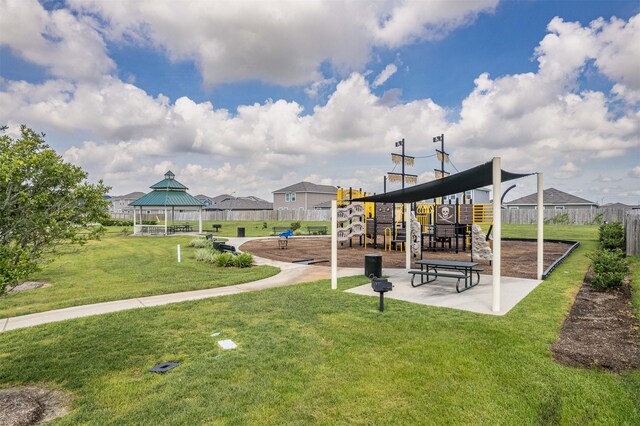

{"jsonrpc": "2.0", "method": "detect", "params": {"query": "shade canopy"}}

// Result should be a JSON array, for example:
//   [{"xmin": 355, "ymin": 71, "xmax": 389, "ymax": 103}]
[{"xmin": 354, "ymin": 161, "xmax": 531, "ymax": 203}]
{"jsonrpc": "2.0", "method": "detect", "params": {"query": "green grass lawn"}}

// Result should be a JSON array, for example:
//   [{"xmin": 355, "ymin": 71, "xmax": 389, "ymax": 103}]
[
  {"xmin": 0, "ymin": 229, "xmax": 278, "ymax": 318},
  {"xmin": 186, "ymin": 220, "xmax": 331, "ymax": 237},
  {"xmin": 0, "ymin": 225, "xmax": 638, "ymax": 424}
]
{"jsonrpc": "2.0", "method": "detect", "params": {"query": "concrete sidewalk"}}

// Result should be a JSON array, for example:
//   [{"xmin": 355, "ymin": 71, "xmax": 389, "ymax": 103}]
[{"xmin": 1, "ymin": 255, "xmax": 361, "ymax": 333}]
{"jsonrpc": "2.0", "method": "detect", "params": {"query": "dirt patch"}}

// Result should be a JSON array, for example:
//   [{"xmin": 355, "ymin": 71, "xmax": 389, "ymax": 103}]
[
  {"xmin": 551, "ymin": 270, "xmax": 640, "ymax": 372},
  {"xmin": 0, "ymin": 385, "xmax": 70, "ymax": 426},
  {"xmin": 8, "ymin": 282, "xmax": 50, "ymax": 293},
  {"xmin": 240, "ymin": 237, "xmax": 572, "ymax": 279}
]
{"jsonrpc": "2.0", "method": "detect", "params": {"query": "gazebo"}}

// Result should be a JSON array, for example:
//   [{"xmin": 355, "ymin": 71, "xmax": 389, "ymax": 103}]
[{"xmin": 130, "ymin": 171, "xmax": 204, "ymax": 235}]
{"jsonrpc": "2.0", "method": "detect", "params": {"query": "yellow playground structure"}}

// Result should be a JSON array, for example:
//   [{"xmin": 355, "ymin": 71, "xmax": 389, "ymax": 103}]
[{"xmin": 336, "ymin": 187, "xmax": 493, "ymax": 253}]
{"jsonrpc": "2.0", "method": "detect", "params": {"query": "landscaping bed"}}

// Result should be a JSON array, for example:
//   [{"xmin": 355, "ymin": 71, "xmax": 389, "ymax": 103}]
[{"xmin": 551, "ymin": 268, "xmax": 640, "ymax": 371}]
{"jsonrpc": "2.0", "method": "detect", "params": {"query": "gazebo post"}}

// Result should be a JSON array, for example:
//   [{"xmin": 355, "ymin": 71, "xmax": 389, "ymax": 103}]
[
  {"xmin": 198, "ymin": 207, "xmax": 203, "ymax": 234},
  {"xmin": 537, "ymin": 173, "xmax": 544, "ymax": 280},
  {"xmin": 133, "ymin": 207, "xmax": 137, "ymax": 235},
  {"xmin": 331, "ymin": 200, "xmax": 337, "ymax": 290},
  {"xmin": 164, "ymin": 207, "xmax": 168, "ymax": 235},
  {"xmin": 492, "ymin": 157, "xmax": 501, "ymax": 313},
  {"xmin": 405, "ymin": 203, "xmax": 411, "ymax": 269}
]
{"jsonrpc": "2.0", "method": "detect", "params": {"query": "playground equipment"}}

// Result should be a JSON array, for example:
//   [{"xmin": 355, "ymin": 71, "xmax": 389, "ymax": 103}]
[
  {"xmin": 336, "ymin": 202, "xmax": 365, "ymax": 245},
  {"xmin": 337, "ymin": 185, "xmax": 494, "ymax": 256}
]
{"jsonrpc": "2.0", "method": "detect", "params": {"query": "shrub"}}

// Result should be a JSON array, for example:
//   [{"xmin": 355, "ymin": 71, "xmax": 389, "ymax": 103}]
[
  {"xmin": 588, "ymin": 249, "xmax": 629, "ymax": 290},
  {"xmin": 551, "ymin": 212, "xmax": 569, "ymax": 224},
  {"xmin": 189, "ymin": 237, "xmax": 209, "ymax": 248},
  {"xmin": 262, "ymin": 222, "xmax": 268, "ymax": 229},
  {"xmin": 599, "ymin": 221, "xmax": 624, "ymax": 250},
  {"xmin": 120, "ymin": 227, "xmax": 131, "ymax": 236},
  {"xmin": 233, "ymin": 252, "xmax": 254, "ymax": 268},
  {"xmin": 194, "ymin": 248, "xmax": 217, "ymax": 263},
  {"xmin": 290, "ymin": 221, "xmax": 302, "ymax": 231},
  {"xmin": 213, "ymin": 252, "xmax": 235, "ymax": 267}
]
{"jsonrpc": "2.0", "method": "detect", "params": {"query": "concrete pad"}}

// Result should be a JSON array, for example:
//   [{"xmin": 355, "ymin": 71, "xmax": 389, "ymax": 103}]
[
  {"xmin": 0, "ymin": 318, "xmax": 7, "ymax": 332},
  {"xmin": 346, "ymin": 268, "xmax": 543, "ymax": 316}
]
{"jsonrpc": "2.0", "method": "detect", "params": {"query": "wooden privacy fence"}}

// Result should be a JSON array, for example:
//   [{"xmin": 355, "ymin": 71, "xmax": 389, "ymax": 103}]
[
  {"xmin": 501, "ymin": 207, "xmax": 632, "ymax": 225},
  {"xmin": 626, "ymin": 211, "xmax": 640, "ymax": 256},
  {"xmin": 111, "ymin": 209, "xmax": 332, "ymax": 222}
]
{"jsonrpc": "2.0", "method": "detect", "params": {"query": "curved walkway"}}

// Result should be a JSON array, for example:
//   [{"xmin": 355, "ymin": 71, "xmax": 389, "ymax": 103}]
[{"xmin": 1, "ymin": 236, "xmax": 361, "ymax": 333}]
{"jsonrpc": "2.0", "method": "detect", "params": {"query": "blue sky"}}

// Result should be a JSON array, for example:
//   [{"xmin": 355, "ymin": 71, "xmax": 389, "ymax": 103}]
[{"xmin": 1, "ymin": 0, "xmax": 639, "ymax": 204}]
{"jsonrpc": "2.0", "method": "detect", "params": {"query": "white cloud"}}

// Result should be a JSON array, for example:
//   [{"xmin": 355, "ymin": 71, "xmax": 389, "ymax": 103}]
[
  {"xmin": 630, "ymin": 166, "xmax": 640, "ymax": 178},
  {"xmin": 372, "ymin": 64, "xmax": 398, "ymax": 88},
  {"xmin": 65, "ymin": 0, "xmax": 497, "ymax": 86},
  {"xmin": 0, "ymin": 0, "xmax": 114, "ymax": 81},
  {"xmin": 554, "ymin": 162, "xmax": 580, "ymax": 179}
]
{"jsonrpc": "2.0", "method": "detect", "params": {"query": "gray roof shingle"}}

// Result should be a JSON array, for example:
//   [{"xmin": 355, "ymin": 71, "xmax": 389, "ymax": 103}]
[
  {"xmin": 506, "ymin": 188, "xmax": 596, "ymax": 205},
  {"xmin": 273, "ymin": 181, "xmax": 337, "ymax": 194}
]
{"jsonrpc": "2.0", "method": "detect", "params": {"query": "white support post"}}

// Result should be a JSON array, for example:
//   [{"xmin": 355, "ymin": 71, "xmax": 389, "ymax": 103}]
[
  {"xmin": 492, "ymin": 157, "xmax": 501, "ymax": 313},
  {"xmin": 405, "ymin": 203, "xmax": 411, "ymax": 269},
  {"xmin": 198, "ymin": 208, "xmax": 203, "ymax": 234},
  {"xmin": 133, "ymin": 208, "xmax": 137, "ymax": 235},
  {"xmin": 537, "ymin": 173, "xmax": 544, "ymax": 280},
  {"xmin": 331, "ymin": 200, "xmax": 338, "ymax": 290},
  {"xmin": 177, "ymin": 244, "xmax": 181, "ymax": 263},
  {"xmin": 164, "ymin": 208, "xmax": 168, "ymax": 235}
]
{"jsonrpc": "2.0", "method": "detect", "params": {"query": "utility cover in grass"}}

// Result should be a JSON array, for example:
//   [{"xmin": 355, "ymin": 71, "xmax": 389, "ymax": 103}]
[
  {"xmin": 149, "ymin": 362, "xmax": 180, "ymax": 373},
  {"xmin": 217, "ymin": 339, "xmax": 237, "ymax": 350}
]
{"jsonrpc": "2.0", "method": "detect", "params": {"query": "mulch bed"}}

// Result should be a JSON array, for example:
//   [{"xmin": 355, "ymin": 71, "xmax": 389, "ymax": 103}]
[
  {"xmin": 551, "ymin": 269, "xmax": 640, "ymax": 372},
  {"xmin": 0, "ymin": 386, "xmax": 70, "ymax": 426},
  {"xmin": 240, "ymin": 237, "xmax": 572, "ymax": 279}
]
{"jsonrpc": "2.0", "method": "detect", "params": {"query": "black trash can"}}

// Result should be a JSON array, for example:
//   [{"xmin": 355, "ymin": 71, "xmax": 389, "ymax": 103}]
[
  {"xmin": 237, "ymin": 227, "xmax": 245, "ymax": 237},
  {"xmin": 364, "ymin": 254, "xmax": 382, "ymax": 278}
]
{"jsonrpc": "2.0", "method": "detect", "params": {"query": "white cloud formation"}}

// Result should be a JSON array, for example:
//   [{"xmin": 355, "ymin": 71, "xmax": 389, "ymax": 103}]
[
  {"xmin": 0, "ymin": 0, "xmax": 114, "ymax": 81},
  {"xmin": 449, "ymin": 15, "xmax": 640, "ymax": 172},
  {"xmin": 372, "ymin": 64, "xmax": 398, "ymax": 88},
  {"xmin": 1, "ymin": 8, "xmax": 639, "ymax": 202},
  {"xmin": 630, "ymin": 166, "xmax": 640, "ymax": 178},
  {"xmin": 63, "ymin": 0, "xmax": 497, "ymax": 86}
]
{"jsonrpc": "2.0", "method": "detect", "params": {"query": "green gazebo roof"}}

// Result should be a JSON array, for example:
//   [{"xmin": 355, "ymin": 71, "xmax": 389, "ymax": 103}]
[
  {"xmin": 130, "ymin": 171, "xmax": 204, "ymax": 207},
  {"xmin": 149, "ymin": 170, "xmax": 188, "ymax": 190}
]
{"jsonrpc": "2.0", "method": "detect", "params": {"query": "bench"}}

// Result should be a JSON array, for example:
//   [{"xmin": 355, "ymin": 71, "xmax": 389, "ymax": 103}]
[
  {"xmin": 273, "ymin": 226, "xmax": 292, "ymax": 236},
  {"xmin": 307, "ymin": 225, "xmax": 328, "ymax": 235},
  {"xmin": 212, "ymin": 241, "xmax": 237, "ymax": 254},
  {"xmin": 410, "ymin": 259, "xmax": 483, "ymax": 293},
  {"xmin": 211, "ymin": 224, "xmax": 222, "ymax": 232}
]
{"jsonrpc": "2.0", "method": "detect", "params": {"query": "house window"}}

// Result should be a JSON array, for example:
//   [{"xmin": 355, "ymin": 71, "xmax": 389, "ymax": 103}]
[
  {"xmin": 285, "ymin": 192, "xmax": 296, "ymax": 202},
  {"xmin": 554, "ymin": 206, "xmax": 565, "ymax": 211},
  {"xmin": 509, "ymin": 206, "xmax": 519, "ymax": 210}
]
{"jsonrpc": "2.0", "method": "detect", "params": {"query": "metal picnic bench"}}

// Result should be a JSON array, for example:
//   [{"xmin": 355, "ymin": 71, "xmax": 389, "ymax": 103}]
[
  {"xmin": 306, "ymin": 225, "xmax": 328, "ymax": 235},
  {"xmin": 408, "ymin": 259, "xmax": 483, "ymax": 293}
]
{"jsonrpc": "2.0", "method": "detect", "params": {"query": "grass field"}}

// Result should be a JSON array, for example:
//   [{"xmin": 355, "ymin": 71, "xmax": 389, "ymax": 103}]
[
  {"xmin": 0, "ymin": 228, "xmax": 278, "ymax": 318},
  {"xmin": 1, "ymin": 224, "xmax": 639, "ymax": 424},
  {"xmin": 183, "ymin": 220, "xmax": 331, "ymax": 237}
]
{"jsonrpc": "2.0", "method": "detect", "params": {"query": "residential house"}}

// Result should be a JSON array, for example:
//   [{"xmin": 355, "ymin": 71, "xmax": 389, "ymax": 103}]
[
  {"xmin": 195, "ymin": 194, "xmax": 215, "ymax": 207},
  {"xmin": 505, "ymin": 188, "xmax": 598, "ymax": 211},
  {"xmin": 441, "ymin": 188, "xmax": 491, "ymax": 204},
  {"xmin": 205, "ymin": 195, "xmax": 273, "ymax": 211},
  {"xmin": 273, "ymin": 181, "xmax": 337, "ymax": 210},
  {"xmin": 109, "ymin": 191, "xmax": 145, "ymax": 213}
]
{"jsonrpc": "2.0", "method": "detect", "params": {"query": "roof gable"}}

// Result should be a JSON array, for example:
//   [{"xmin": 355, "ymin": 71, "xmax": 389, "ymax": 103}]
[
  {"xmin": 273, "ymin": 181, "xmax": 337, "ymax": 194},
  {"xmin": 506, "ymin": 188, "xmax": 596, "ymax": 205}
]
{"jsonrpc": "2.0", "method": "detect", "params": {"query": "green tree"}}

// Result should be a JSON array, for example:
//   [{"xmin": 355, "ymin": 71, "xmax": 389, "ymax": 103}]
[{"xmin": 0, "ymin": 125, "xmax": 111, "ymax": 295}]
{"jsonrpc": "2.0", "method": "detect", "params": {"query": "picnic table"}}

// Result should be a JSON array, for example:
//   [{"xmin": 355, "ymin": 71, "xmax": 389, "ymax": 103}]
[
  {"xmin": 408, "ymin": 259, "xmax": 482, "ymax": 293},
  {"xmin": 169, "ymin": 223, "xmax": 193, "ymax": 233}
]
